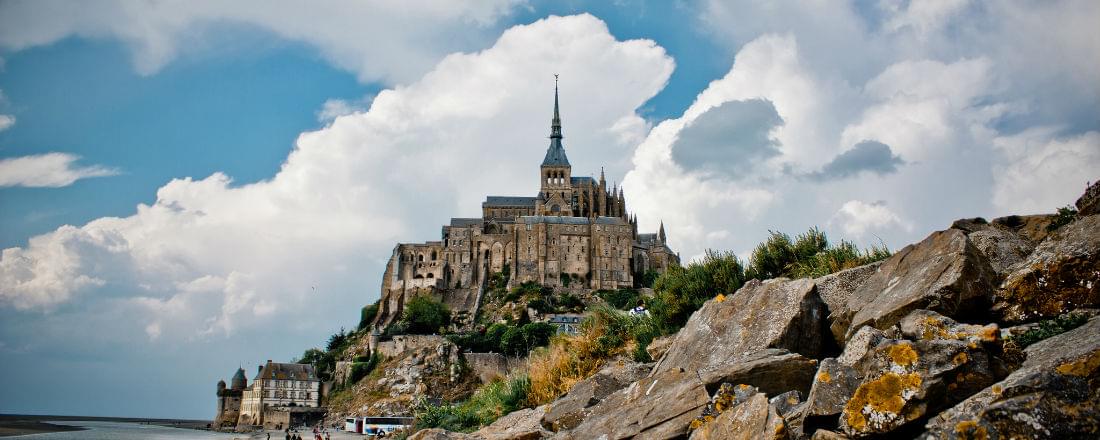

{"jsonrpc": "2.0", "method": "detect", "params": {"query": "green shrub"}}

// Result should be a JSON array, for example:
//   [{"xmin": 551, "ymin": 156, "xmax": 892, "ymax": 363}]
[
  {"xmin": 746, "ymin": 227, "xmax": 891, "ymax": 281},
  {"xmin": 599, "ymin": 288, "xmax": 641, "ymax": 310},
  {"xmin": 499, "ymin": 327, "xmax": 526, "ymax": 356},
  {"xmin": 358, "ymin": 301, "xmax": 380, "ymax": 330},
  {"xmin": 412, "ymin": 375, "xmax": 531, "ymax": 433},
  {"xmin": 526, "ymin": 298, "xmax": 553, "ymax": 314},
  {"xmin": 347, "ymin": 353, "xmax": 382, "ymax": 386},
  {"xmin": 556, "ymin": 293, "xmax": 584, "ymax": 312},
  {"xmin": 650, "ymin": 250, "xmax": 746, "ymax": 334},
  {"xmin": 521, "ymin": 322, "xmax": 556, "ymax": 350},
  {"xmin": 401, "ymin": 296, "xmax": 451, "ymax": 334},
  {"xmin": 1047, "ymin": 205, "xmax": 1079, "ymax": 232},
  {"xmin": 1008, "ymin": 313, "xmax": 1090, "ymax": 349},
  {"xmin": 638, "ymin": 270, "xmax": 660, "ymax": 288}
]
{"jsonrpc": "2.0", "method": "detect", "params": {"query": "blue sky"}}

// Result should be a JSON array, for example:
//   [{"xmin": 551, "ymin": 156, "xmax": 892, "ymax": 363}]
[{"xmin": 0, "ymin": 0, "xmax": 1097, "ymax": 419}]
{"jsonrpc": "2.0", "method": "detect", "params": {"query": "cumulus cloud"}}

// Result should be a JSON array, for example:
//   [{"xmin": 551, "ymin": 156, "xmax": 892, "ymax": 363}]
[
  {"xmin": 991, "ymin": 129, "xmax": 1100, "ymax": 215},
  {"xmin": 0, "ymin": 0, "xmax": 522, "ymax": 84},
  {"xmin": 0, "ymin": 14, "xmax": 674, "ymax": 346},
  {"xmin": 829, "ymin": 200, "xmax": 912, "ymax": 238},
  {"xmin": 0, "ymin": 114, "xmax": 13, "ymax": 132},
  {"xmin": 0, "ymin": 153, "xmax": 119, "ymax": 188},
  {"xmin": 670, "ymin": 98, "xmax": 783, "ymax": 179},
  {"xmin": 810, "ymin": 140, "xmax": 904, "ymax": 181}
]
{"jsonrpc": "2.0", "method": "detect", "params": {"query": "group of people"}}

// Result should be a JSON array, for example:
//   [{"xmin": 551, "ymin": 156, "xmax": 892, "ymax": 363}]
[{"xmin": 270, "ymin": 426, "xmax": 330, "ymax": 440}]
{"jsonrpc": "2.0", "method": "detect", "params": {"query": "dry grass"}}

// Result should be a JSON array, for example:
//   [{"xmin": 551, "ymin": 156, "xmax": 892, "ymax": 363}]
[{"xmin": 526, "ymin": 307, "xmax": 645, "ymax": 406}]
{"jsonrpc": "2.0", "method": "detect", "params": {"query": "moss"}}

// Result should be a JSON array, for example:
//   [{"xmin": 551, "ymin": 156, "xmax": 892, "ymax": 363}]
[
  {"xmin": 1056, "ymin": 350, "xmax": 1100, "ymax": 377},
  {"xmin": 888, "ymin": 343, "xmax": 919, "ymax": 367},
  {"xmin": 844, "ymin": 372, "xmax": 923, "ymax": 432}
]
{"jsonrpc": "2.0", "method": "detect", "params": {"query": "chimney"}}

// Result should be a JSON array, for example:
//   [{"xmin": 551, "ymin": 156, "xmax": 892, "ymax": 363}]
[{"xmin": 257, "ymin": 365, "xmax": 262, "ymax": 374}]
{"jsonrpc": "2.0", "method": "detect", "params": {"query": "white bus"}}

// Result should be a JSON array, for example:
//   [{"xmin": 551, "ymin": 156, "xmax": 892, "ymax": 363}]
[{"xmin": 344, "ymin": 416, "xmax": 414, "ymax": 436}]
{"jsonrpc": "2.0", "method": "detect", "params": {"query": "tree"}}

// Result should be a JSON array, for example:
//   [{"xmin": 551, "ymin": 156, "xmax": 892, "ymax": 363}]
[
  {"xmin": 402, "ymin": 296, "xmax": 451, "ymax": 334},
  {"xmin": 499, "ymin": 327, "xmax": 526, "ymax": 356},
  {"xmin": 358, "ymin": 301, "xmax": 380, "ymax": 330}
]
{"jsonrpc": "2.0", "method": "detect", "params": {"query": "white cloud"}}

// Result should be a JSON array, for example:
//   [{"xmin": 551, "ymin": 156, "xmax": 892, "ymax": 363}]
[
  {"xmin": 0, "ymin": 114, "xmax": 13, "ymax": 132},
  {"xmin": 0, "ymin": 153, "xmax": 118, "ymax": 188},
  {"xmin": 0, "ymin": 15, "xmax": 674, "ymax": 343},
  {"xmin": 0, "ymin": 0, "xmax": 523, "ymax": 84},
  {"xmin": 829, "ymin": 200, "xmax": 912, "ymax": 238},
  {"xmin": 991, "ymin": 129, "xmax": 1100, "ymax": 215}
]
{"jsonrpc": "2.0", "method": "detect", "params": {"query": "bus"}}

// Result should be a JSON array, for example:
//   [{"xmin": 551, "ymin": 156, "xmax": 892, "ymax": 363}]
[{"xmin": 344, "ymin": 416, "xmax": 414, "ymax": 436}]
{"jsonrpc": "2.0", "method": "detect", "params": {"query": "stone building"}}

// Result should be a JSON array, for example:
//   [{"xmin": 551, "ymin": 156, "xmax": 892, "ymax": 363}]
[
  {"xmin": 373, "ymin": 83, "xmax": 679, "ymax": 329},
  {"xmin": 213, "ymin": 367, "xmax": 247, "ymax": 428},
  {"xmin": 236, "ymin": 360, "xmax": 322, "ymax": 429}
]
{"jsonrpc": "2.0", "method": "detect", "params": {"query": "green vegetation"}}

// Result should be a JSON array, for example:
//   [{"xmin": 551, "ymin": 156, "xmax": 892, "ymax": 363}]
[
  {"xmin": 638, "ymin": 269, "xmax": 660, "ymax": 289},
  {"xmin": 598, "ymin": 288, "xmax": 642, "ymax": 310},
  {"xmin": 296, "ymin": 327, "xmax": 357, "ymax": 382},
  {"xmin": 1007, "ymin": 313, "xmax": 1090, "ymax": 349},
  {"xmin": 412, "ymin": 375, "xmax": 531, "ymax": 433},
  {"xmin": 649, "ymin": 250, "xmax": 747, "ymax": 334},
  {"xmin": 401, "ymin": 296, "xmax": 452, "ymax": 334},
  {"xmin": 448, "ymin": 322, "xmax": 557, "ymax": 356},
  {"xmin": 358, "ymin": 301, "xmax": 380, "ymax": 330},
  {"xmin": 745, "ymin": 228, "xmax": 890, "ymax": 280},
  {"xmin": 347, "ymin": 352, "xmax": 382, "ymax": 386},
  {"xmin": 1047, "ymin": 205, "xmax": 1079, "ymax": 232}
]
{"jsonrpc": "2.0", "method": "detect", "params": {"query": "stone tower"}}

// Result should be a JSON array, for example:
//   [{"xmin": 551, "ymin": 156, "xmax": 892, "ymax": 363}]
[{"xmin": 539, "ymin": 77, "xmax": 573, "ymax": 216}]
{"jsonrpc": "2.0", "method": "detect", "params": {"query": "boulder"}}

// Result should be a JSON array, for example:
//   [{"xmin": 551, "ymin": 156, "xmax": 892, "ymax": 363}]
[
  {"xmin": 562, "ymin": 367, "xmax": 710, "ymax": 439},
  {"xmin": 769, "ymin": 390, "xmax": 803, "ymax": 418},
  {"xmin": 646, "ymin": 335, "xmax": 675, "ymax": 361},
  {"xmin": 995, "ymin": 214, "xmax": 1100, "ymax": 323},
  {"xmin": 1076, "ymin": 180, "xmax": 1100, "ymax": 216},
  {"xmin": 697, "ymin": 349, "xmax": 818, "ymax": 397},
  {"xmin": 408, "ymin": 429, "xmax": 476, "ymax": 440},
  {"xmin": 831, "ymin": 229, "xmax": 998, "ymax": 342},
  {"xmin": 835, "ymin": 326, "xmax": 887, "ymax": 367},
  {"xmin": 690, "ymin": 383, "xmax": 760, "ymax": 431},
  {"xmin": 839, "ymin": 339, "xmax": 997, "ymax": 437},
  {"xmin": 965, "ymin": 225, "xmax": 1035, "ymax": 277},
  {"xmin": 898, "ymin": 309, "xmax": 999, "ymax": 346},
  {"xmin": 991, "ymin": 214, "xmax": 1056, "ymax": 245},
  {"xmin": 655, "ymin": 278, "xmax": 826, "ymax": 377},
  {"xmin": 803, "ymin": 358, "xmax": 861, "ymax": 420},
  {"xmin": 541, "ymin": 361, "xmax": 650, "ymax": 431},
  {"xmin": 813, "ymin": 261, "xmax": 881, "ymax": 323},
  {"xmin": 474, "ymin": 406, "xmax": 551, "ymax": 440},
  {"xmin": 688, "ymin": 392, "xmax": 787, "ymax": 440},
  {"xmin": 922, "ymin": 315, "xmax": 1100, "ymax": 439},
  {"xmin": 810, "ymin": 430, "xmax": 849, "ymax": 440}
]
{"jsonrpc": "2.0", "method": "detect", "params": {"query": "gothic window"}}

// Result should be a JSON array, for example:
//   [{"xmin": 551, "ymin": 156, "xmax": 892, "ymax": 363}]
[{"xmin": 431, "ymin": 250, "xmax": 437, "ymax": 260}]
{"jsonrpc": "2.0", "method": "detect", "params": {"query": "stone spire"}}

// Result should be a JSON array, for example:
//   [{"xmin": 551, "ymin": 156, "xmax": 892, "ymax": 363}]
[
  {"xmin": 659, "ymin": 220, "xmax": 666, "ymax": 243},
  {"xmin": 541, "ymin": 75, "xmax": 570, "ymax": 167}
]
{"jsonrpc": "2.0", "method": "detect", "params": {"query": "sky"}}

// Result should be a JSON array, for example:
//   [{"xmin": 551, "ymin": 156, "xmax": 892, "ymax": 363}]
[{"xmin": 0, "ymin": 0, "xmax": 1097, "ymax": 420}]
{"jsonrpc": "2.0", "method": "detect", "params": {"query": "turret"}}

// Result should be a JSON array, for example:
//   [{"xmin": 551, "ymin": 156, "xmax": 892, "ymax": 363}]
[{"xmin": 231, "ymin": 367, "xmax": 247, "ymax": 390}]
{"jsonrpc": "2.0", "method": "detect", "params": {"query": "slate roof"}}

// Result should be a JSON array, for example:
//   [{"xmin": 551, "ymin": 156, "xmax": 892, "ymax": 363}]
[
  {"xmin": 449, "ymin": 218, "xmax": 482, "ymax": 227},
  {"xmin": 570, "ymin": 176, "xmax": 595, "ymax": 185},
  {"xmin": 518, "ymin": 216, "xmax": 629, "ymax": 225},
  {"xmin": 541, "ymin": 138, "xmax": 571, "ymax": 167},
  {"xmin": 483, "ymin": 196, "xmax": 537, "ymax": 207},
  {"xmin": 256, "ymin": 362, "xmax": 318, "ymax": 382}
]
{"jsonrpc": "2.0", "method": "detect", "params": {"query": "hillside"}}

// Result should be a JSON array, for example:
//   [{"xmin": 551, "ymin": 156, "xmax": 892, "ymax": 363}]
[{"xmin": 398, "ymin": 182, "xmax": 1100, "ymax": 439}]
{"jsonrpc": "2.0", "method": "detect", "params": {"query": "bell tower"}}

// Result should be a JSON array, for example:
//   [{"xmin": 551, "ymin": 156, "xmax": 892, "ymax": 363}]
[{"xmin": 540, "ymin": 75, "xmax": 572, "ymax": 216}]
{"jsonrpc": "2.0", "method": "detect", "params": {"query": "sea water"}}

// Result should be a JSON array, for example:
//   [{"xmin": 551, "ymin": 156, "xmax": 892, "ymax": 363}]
[{"xmin": 19, "ymin": 421, "xmax": 246, "ymax": 439}]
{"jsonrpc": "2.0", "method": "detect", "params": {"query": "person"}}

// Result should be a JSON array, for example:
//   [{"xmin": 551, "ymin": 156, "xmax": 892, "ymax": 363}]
[
  {"xmin": 285, "ymin": 432, "xmax": 291, "ymax": 440},
  {"xmin": 267, "ymin": 433, "xmax": 271, "ymax": 440}
]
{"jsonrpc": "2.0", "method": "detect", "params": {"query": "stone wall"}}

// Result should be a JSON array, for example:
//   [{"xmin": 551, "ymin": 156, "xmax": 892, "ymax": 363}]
[
  {"xmin": 375, "ymin": 335, "xmax": 448, "ymax": 358},
  {"xmin": 464, "ymin": 353, "xmax": 527, "ymax": 384}
]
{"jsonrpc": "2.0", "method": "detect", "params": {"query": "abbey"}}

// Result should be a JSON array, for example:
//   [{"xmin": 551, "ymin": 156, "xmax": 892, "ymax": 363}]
[{"xmin": 372, "ymin": 83, "xmax": 679, "ymax": 329}]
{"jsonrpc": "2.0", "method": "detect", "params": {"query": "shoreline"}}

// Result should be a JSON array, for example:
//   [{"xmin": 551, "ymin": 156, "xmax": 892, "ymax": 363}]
[{"xmin": 0, "ymin": 414, "xmax": 214, "ymax": 437}]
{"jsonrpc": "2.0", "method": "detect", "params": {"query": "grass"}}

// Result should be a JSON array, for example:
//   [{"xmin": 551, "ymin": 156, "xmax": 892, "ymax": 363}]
[
  {"xmin": 1007, "ymin": 313, "xmax": 1090, "ymax": 349},
  {"xmin": 412, "ymin": 374, "xmax": 531, "ymax": 433}
]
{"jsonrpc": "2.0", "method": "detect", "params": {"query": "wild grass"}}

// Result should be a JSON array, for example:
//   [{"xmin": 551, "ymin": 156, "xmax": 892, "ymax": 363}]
[{"xmin": 412, "ymin": 374, "xmax": 530, "ymax": 433}]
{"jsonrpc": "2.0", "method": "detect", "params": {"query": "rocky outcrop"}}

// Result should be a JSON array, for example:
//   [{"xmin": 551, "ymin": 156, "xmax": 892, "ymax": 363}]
[
  {"xmin": 1076, "ymin": 180, "xmax": 1100, "ymax": 216},
  {"xmin": 839, "ymin": 338, "xmax": 997, "ymax": 437},
  {"xmin": 655, "ymin": 278, "xmax": 826, "ymax": 377},
  {"xmin": 955, "ymin": 220, "xmax": 1035, "ymax": 277},
  {"xmin": 898, "ymin": 309, "xmax": 999, "ymax": 345},
  {"xmin": 831, "ymin": 229, "xmax": 998, "ymax": 342},
  {"xmin": 802, "ymin": 358, "xmax": 861, "ymax": 421},
  {"xmin": 922, "ymin": 315, "xmax": 1100, "ymax": 439},
  {"xmin": 995, "ymin": 214, "xmax": 1100, "ymax": 323},
  {"xmin": 813, "ymin": 262, "xmax": 881, "ymax": 323},
  {"xmin": 474, "ymin": 406, "xmax": 552, "ymax": 440},
  {"xmin": 697, "ymin": 349, "xmax": 818, "ymax": 397},
  {"xmin": 561, "ymin": 368, "xmax": 710, "ymax": 439},
  {"xmin": 540, "ymin": 361, "xmax": 650, "ymax": 431},
  {"xmin": 689, "ymin": 392, "xmax": 786, "ymax": 440}
]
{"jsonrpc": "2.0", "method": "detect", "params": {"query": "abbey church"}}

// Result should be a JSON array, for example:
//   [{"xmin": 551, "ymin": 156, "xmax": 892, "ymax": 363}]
[{"xmin": 372, "ymin": 83, "xmax": 679, "ymax": 328}]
